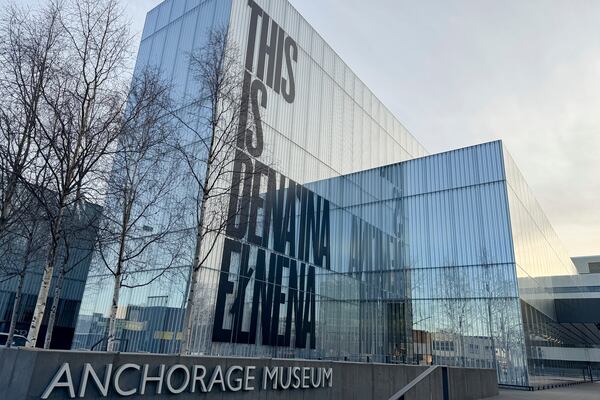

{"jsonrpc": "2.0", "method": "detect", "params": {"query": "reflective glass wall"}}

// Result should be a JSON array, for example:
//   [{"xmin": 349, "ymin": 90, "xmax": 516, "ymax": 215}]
[
  {"xmin": 381, "ymin": 142, "xmax": 528, "ymax": 386},
  {"xmin": 72, "ymin": 0, "xmax": 236, "ymax": 353},
  {"xmin": 73, "ymin": 0, "xmax": 427, "ymax": 357},
  {"xmin": 72, "ymin": 0, "xmax": 587, "ymax": 388},
  {"xmin": 183, "ymin": 0, "xmax": 429, "ymax": 362},
  {"xmin": 503, "ymin": 149, "xmax": 582, "ymax": 384},
  {"xmin": 185, "ymin": 139, "xmax": 532, "ymax": 386},
  {"xmin": 0, "ymin": 197, "xmax": 99, "ymax": 349}
]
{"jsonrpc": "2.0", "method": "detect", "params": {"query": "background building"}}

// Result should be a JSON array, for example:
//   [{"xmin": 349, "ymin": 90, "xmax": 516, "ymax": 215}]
[
  {"xmin": 0, "ymin": 192, "xmax": 100, "ymax": 349},
  {"xmin": 572, "ymin": 255, "xmax": 600, "ymax": 274},
  {"xmin": 72, "ymin": 0, "xmax": 598, "ymax": 387}
]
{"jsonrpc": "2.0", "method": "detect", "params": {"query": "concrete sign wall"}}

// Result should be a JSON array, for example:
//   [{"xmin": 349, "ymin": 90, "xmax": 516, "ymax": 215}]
[{"xmin": 0, "ymin": 348, "xmax": 498, "ymax": 400}]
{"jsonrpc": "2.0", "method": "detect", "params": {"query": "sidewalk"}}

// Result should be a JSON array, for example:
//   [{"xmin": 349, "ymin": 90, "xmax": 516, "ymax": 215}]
[{"xmin": 484, "ymin": 382, "xmax": 600, "ymax": 399}]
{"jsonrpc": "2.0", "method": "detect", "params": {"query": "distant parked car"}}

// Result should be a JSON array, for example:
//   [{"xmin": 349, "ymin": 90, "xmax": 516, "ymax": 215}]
[{"xmin": 0, "ymin": 333, "xmax": 29, "ymax": 347}]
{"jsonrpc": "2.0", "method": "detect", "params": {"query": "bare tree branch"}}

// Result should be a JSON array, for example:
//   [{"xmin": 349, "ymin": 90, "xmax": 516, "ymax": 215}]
[
  {"xmin": 22, "ymin": 0, "xmax": 133, "ymax": 348},
  {"xmin": 177, "ymin": 28, "xmax": 265, "ymax": 355},
  {"xmin": 94, "ymin": 68, "xmax": 188, "ymax": 352}
]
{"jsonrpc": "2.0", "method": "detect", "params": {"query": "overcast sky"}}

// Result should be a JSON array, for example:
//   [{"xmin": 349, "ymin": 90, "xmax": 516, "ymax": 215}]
[
  {"xmin": 288, "ymin": 0, "xmax": 600, "ymax": 258},
  {"xmin": 16, "ymin": 0, "xmax": 600, "ymax": 257}
]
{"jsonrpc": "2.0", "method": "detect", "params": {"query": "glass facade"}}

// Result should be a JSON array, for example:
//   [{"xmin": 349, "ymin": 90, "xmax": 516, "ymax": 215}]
[
  {"xmin": 72, "ymin": 0, "xmax": 591, "ymax": 387},
  {"xmin": 503, "ymin": 151, "xmax": 589, "ymax": 385},
  {"xmin": 0, "ymin": 195, "xmax": 99, "ymax": 349},
  {"xmin": 73, "ymin": 0, "xmax": 427, "ymax": 356}
]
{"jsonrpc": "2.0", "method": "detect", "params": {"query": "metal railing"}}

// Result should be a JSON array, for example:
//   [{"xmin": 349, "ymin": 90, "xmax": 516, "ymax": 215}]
[
  {"xmin": 90, "ymin": 337, "xmax": 129, "ymax": 352},
  {"xmin": 388, "ymin": 365, "xmax": 450, "ymax": 400}
]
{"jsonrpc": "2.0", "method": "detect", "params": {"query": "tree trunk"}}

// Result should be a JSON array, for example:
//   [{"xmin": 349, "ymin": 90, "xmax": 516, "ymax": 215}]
[
  {"xmin": 180, "ymin": 184, "xmax": 211, "ymax": 355},
  {"xmin": 179, "ymin": 103, "xmax": 219, "ymax": 355},
  {"xmin": 487, "ymin": 299, "xmax": 498, "ymax": 371},
  {"xmin": 0, "ymin": 174, "xmax": 17, "ymax": 232},
  {"xmin": 0, "ymin": 191, "xmax": 12, "ymax": 227},
  {"xmin": 106, "ymin": 272, "xmax": 122, "ymax": 352},
  {"xmin": 43, "ymin": 266, "xmax": 66, "ymax": 349},
  {"xmin": 106, "ymin": 192, "xmax": 131, "ymax": 353},
  {"xmin": 26, "ymin": 206, "xmax": 64, "ymax": 347},
  {"xmin": 6, "ymin": 273, "xmax": 25, "ymax": 348},
  {"xmin": 459, "ymin": 323, "xmax": 466, "ymax": 366},
  {"xmin": 179, "ymin": 226, "xmax": 204, "ymax": 355}
]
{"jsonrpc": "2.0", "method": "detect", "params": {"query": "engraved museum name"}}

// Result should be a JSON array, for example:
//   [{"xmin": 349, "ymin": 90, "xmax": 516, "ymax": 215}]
[{"xmin": 41, "ymin": 363, "xmax": 333, "ymax": 398}]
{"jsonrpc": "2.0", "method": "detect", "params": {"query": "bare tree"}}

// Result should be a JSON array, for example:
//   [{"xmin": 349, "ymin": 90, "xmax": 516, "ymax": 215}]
[
  {"xmin": 0, "ymin": 2, "xmax": 61, "ymax": 244},
  {"xmin": 94, "ymin": 70, "xmax": 187, "ymax": 352},
  {"xmin": 24, "ymin": 0, "xmax": 133, "ymax": 347},
  {"xmin": 441, "ymin": 264, "xmax": 473, "ymax": 366},
  {"xmin": 483, "ymin": 252, "xmax": 527, "ymax": 383},
  {"xmin": 42, "ymin": 71, "xmax": 174, "ymax": 350},
  {"xmin": 177, "ymin": 29, "xmax": 257, "ymax": 355},
  {"xmin": 0, "ymin": 192, "xmax": 48, "ymax": 347}
]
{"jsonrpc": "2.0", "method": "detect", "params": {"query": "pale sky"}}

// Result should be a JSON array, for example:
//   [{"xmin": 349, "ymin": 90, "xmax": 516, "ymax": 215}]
[
  {"xmin": 16, "ymin": 0, "xmax": 600, "ymax": 257},
  {"xmin": 288, "ymin": 0, "xmax": 600, "ymax": 258}
]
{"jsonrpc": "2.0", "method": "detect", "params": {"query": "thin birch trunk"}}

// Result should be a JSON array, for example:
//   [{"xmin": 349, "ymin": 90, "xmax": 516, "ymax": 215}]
[
  {"xmin": 180, "ymin": 110, "xmax": 216, "ymax": 355},
  {"xmin": 27, "ymin": 111, "xmax": 83, "ymax": 347},
  {"xmin": 43, "ymin": 266, "xmax": 66, "ymax": 349},
  {"xmin": 179, "ymin": 198, "xmax": 207, "ymax": 355},
  {"xmin": 106, "ymin": 198, "xmax": 129, "ymax": 352},
  {"xmin": 106, "ymin": 271, "xmax": 122, "ymax": 352},
  {"xmin": 177, "ymin": 29, "xmax": 242, "ymax": 355},
  {"xmin": 0, "ymin": 182, "xmax": 14, "ymax": 226},
  {"xmin": 0, "ymin": 174, "xmax": 18, "ymax": 233},
  {"xmin": 26, "ymin": 205, "xmax": 64, "ymax": 347},
  {"xmin": 6, "ymin": 272, "xmax": 25, "ymax": 348}
]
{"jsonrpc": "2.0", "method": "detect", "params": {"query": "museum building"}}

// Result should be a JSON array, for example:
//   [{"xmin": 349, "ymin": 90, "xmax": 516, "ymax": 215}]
[{"xmin": 72, "ymin": 0, "xmax": 597, "ymax": 387}]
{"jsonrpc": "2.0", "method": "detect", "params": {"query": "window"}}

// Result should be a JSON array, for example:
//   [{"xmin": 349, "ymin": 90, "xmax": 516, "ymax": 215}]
[{"xmin": 588, "ymin": 262, "xmax": 600, "ymax": 274}]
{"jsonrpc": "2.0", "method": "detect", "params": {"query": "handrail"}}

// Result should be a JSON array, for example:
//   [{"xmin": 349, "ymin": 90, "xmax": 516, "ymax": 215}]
[
  {"xmin": 90, "ymin": 337, "xmax": 129, "ymax": 352},
  {"xmin": 388, "ymin": 365, "xmax": 441, "ymax": 400}
]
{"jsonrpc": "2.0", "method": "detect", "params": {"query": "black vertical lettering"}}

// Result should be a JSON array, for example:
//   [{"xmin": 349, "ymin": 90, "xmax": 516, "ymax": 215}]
[
  {"xmin": 263, "ymin": 168, "xmax": 285, "ymax": 251},
  {"xmin": 231, "ymin": 244, "xmax": 253, "ymax": 344},
  {"xmin": 247, "ymin": 78, "xmax": 267, "ymax": 157},
  {"xmin": 249, "ymin": 249, "xmax": 275, "ymax": 345},
  {"xmin": 212, "ymin": 239, "xmax": 240, "ymax": 343},
  {"xmin": 271, "ymin": 173, "xmax": 287, "ymax": 253},
  {"xmin": 270, "ymin": 255, "xmax": 288, "ymax": 345},
  {"xmin": 245, "ymin": 0, "xmax": 263, "ymax": 72},
  {"xmin": 284, "ymin": 260, "xmax": 298, "ymax": 346},
  {"xmin": 319, "ymin": 199, "xmax": 330, "ymax": 269},
  {"xmin": 283, "ymin": 180, "xmax": 297, "ymax": 258},
  {"xmin": 257, "ymin": 13, "xmax": 278, "ymax": 87},
  {"xmin": 261, "ymin": 167, "xmax": 277, "ymax": 248},
  {"xmin": 248, "ymin": 161, "xmax": 268, "ymax": 245},
  {"xmin": 237, "ymin": 71, "xmax": 253, "ymax": 149},
  {"xmin": 216, "ymin": 0, "xmax": 312, "ymax": 351},
  {"xmin": 282, "ymin": 36, "xmax": 297, "ymax": 103},
  {"xmin": 225, "ymin": 150, "xmax": 254, "ymax": 239},
  {"xmin": 264, "ymin": 252, "xmax": 278, "ymax": 345},
  {"xmin": 297, "ymin": 187, "xmax": 308, "ymax": 263},
  {"xmin": 292, "ymin": 262, "xmax": 307, "ymax": 348},
  {"xmin": 304, "ymin": 190, "xmax": 320, "ymax": 265},
  {"xmin": 273, "ymin": 26, "xmax": 285, "ymax": 94},
  {"xmin": 301, "ymin": 265, "xmax": 316, "ymax": 349}
]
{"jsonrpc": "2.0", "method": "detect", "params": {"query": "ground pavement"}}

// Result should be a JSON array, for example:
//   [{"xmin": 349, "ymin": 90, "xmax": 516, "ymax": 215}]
[{"xmin": 484, "ymin": 382, "xmax": 600, "ymax": 400}]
